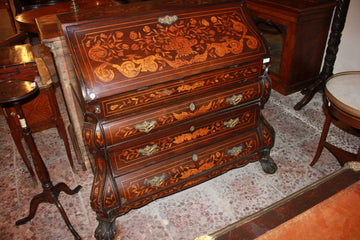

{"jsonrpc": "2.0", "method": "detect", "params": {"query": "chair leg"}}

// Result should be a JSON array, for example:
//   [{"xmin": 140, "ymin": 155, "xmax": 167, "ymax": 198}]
[{"xmin": 310, "ymin": 113, "xmax": 332, "ymax": 166}]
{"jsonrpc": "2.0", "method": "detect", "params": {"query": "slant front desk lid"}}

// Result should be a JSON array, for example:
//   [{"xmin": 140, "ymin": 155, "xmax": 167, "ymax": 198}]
[{"xmin": 59, "ymin": 2, "xmax": 267, "ymax": 101}]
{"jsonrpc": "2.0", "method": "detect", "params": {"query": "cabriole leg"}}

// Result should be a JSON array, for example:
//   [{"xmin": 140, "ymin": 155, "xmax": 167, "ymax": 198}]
[
  {"xmin": 260, "ymin": 149, "xmax": 277, "ymax": 174},
  {"xmin": 95, "ymin": 217, "xmax": 117, "ymax": 240}
]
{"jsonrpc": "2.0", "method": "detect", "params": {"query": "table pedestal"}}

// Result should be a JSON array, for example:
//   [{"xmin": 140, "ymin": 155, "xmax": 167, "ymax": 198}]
[
  {"xmin": 0, "ymin": 80, "xmax": 82, "ymax": 239},
  {"xmin": 14, "ymin": 100, "xmax": 82, "ymax": 239}
]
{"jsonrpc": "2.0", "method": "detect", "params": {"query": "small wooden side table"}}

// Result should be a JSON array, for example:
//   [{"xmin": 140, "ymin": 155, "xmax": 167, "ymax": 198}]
[
  {"xmin": 310, "ymin": 71, "xmax": 360, "ymax": 167},
  {"xmin": 0, "ymin": 43, "xmax": 76, "ymax": 185},
  {"xmin": 0, "ymin": 79, "xmax": 82, "ymax": 240}
]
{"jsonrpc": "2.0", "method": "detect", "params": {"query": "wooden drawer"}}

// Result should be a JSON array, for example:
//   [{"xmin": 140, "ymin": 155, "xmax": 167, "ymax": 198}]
[
  {"xmin": 93, "ymin": 61, "xmax": 263, "ymax": 119},
  {"xmin": 96, "ymin": 81, "xmax": 263, "ymax": 146},
  {"xmin": 116, "ymin": 129, "xmax": 261, "ymax": 204},
  {"xmin": 0, "ymin": 62, "xmax": 38, "ymax": 81},
  {"xmin": 109, "ymin": 105, "xmax": 259, "ymax": 175}
]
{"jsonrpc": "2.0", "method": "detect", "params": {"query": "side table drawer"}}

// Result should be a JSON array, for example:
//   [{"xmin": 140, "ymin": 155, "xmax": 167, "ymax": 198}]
[{"xmin": 0, "ymin": 62, "xmax": 38, "ymax": 81}]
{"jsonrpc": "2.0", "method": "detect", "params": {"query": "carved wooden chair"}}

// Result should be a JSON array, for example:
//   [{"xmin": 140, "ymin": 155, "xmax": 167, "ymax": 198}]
[{"xmin": 310, "ymin": 71, "xmax": 360, "ymax": 167}]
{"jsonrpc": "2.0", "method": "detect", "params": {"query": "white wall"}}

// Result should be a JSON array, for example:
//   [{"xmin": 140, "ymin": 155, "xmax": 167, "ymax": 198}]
[{"xmin": 333, "ymin": 0, "xmax": 360, "ymax": 73}]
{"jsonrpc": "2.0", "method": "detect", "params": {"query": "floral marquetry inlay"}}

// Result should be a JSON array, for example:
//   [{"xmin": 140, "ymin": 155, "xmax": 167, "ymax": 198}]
[
  {"xmin": 105, "ymin": 85, "xmax": 261, "ymax": 145},
  {"xmin": 125, "ymin": 136, "xmax": 257, "ymax": 201},
  {"xmin": 81, "ymin": 10, "xmax": 260, "ymax": 83},
  {"xmin": 112, "ymin": 109, "xmax": 256, "ymax": 169},
  {"xmin": 102, "ymin": 64, "xmax": 261, "ymax": 117},
  {"xmin": 63, "ymin": 2, "xmax": 276, "ymax": 236}
]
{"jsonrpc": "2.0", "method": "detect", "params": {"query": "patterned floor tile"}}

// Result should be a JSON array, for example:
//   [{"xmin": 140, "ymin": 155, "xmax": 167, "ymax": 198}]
[{"xmin": 0, "ymin": 86, "xmax": 357, "ymax": 240}]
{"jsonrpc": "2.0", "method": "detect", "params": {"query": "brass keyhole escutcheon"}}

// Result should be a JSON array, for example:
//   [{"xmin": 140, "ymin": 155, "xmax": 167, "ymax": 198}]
[
  {"xmin": 94, "ymin": 105, "xmax": 101, "ymax": 114},
  {"xmin": 192, "ymin": 153, "xmax": 198, "ymax": 162},
  {"xmin": 189, "ymin": 102, "xmax": 196, "ymax": 111}
]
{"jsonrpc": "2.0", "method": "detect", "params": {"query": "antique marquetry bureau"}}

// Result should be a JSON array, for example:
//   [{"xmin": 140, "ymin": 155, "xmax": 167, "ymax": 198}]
[{"xmin": 58, "ymin": 1, "xmax": 277, "ymax": 239}]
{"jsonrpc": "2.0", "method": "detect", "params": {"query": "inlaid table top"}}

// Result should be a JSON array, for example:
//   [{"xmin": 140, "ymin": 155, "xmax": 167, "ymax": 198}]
[{"xmin": 0, "ymin": 80, "xmax": 39, "ymax": 106}]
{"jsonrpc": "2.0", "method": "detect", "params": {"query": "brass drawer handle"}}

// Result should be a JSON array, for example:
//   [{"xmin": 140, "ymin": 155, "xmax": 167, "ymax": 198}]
[
  {"xmin": 135, "ymin": 120, "xmax": 157, "ymax": 133},
  {"xmin": 226, "ymin": 94, "xmax": 243, "ymax": 105},
  {"xmin": 226, "ymin": 145, "xmax": 243, "ymax": 157},
  {"xmin": 189, "ymin": 102, "xmax": 196, "ymax": 111},
  {"xmin": 146, "ymin": 174, "xmax": 167, "ymax": 187},
  {"xmin": 158, "ymin": 15, "xmax": 178, "ymax": 25},
  {"xmin": 139, "ymin": 144, "xmax": 158, "ymax": 156},
  {"xmin": 224, "ymin": 118, "xmax": 239, "ymax": 128}
]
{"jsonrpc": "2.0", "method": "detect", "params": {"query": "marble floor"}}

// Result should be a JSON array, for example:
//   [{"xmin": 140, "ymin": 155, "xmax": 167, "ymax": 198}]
[{"xmin": 0, "ymin": 86, "xmax": 359, "ymax": 240}]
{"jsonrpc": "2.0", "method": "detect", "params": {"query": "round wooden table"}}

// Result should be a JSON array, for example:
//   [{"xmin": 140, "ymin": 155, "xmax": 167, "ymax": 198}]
[
  {"xmin": 15, "ymin": 0, "xmax": 118, "ymax": 33},
  {"xmin": 0, "ymin": 79, "xmax": 82, "ymax": 239},
  {"xmin": 310, "ymin": 71, "xmax": 360, "ymax": 167}
]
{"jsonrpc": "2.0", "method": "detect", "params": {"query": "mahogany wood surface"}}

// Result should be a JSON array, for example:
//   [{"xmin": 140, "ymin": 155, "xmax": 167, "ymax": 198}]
[
  {"xmin": 15, "ymin": 0, "xmax": 118, "ymax": 34},
  {"xmin": 0, "ymin": 79, "xmax": 38, "ymax": 104},
  {"xmin": 0, "ymin": 0, "xmax": 16, "ymax": 33},
  {"xmin": 294, "ymin": 0, "xmax": 350, "ymax": 110},
  {"xmin": 36, "ymin": 0, "xmax": 336, "ymax": 97},
  {"xmin": 0, "ymin": 43, "xmax": 33, "ymax": 66},
  {"xmin": 0, "ymin": 32, "xmax": 28, "ymax": 47},
  {"xmin": 245, "ymin": 0, "xmax": 336, "ymax": 95}
]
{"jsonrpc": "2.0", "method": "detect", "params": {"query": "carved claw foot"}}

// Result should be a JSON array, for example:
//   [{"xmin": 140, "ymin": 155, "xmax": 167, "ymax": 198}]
[
  {"xmin": 95, "ymin": 219, "xmax": 117, "ymax": 240},
  {"xmin": 259, "ymin": 151, "xmax": 277, "ymax": 174}
]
